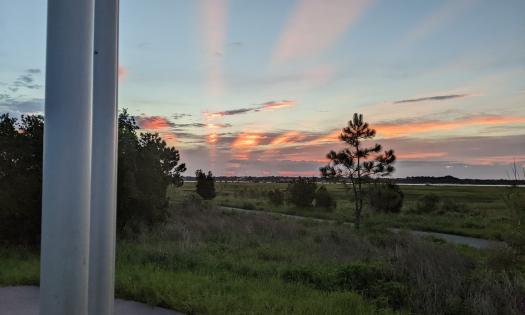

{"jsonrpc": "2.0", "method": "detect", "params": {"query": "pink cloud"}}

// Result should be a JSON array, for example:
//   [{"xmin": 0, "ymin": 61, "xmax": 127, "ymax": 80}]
[
  {"xmin": 118, "ymin": 65, "xmax": 128, "ymax": 81},
  {"xmin": 375, "ymin": 115, "xmax": 525, "ymax": 138},
  {"xmin": 134, "ymin": 115, "xmax": 178, "ymax": 145},
  {"xmin": 273, "ymin": 0, "xmax": 372, "ymax": 62},
  {"xmin": 135, "ymin": 115, "xmax": 174, "ymax": 130},
  {"xmin": 259, "ymin": 100, "xmax": 297, "ymax": 111}
]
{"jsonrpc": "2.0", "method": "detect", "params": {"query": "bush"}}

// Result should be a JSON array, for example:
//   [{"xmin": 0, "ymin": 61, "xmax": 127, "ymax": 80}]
[
  {"xmin": 413, "ymin": 193, "xmax": 440, "ymax": 213},
  {"xmin": 195, "ymin": 170, "xmax": 216, "ymax": 200},
  {"xmin": 315, "ymin": 186, "xmax": 336, "ymax": 210},
  {"xmin": 287, "ymin": 178, "xmax": 317, "ymax": 207},
  {"xmin": 440, "ymin": 198, "xmax": 466, "ymax": 213},
  {"xmin": 241, "ymin": 201, "xmax": 256, "ymax": 210},
  {"xmin": 368, "ymin": 182, "xmax": 403, "ymax": 213},
  {"xmin": 267, "ymin": 189, "xmax": 284, "ymax": 206},
  {"xmin": 181, "ymin": 193, "xmax": 204, "ymax": 210}
]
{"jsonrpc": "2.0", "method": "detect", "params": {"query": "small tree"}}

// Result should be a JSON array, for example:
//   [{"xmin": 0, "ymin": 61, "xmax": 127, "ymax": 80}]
[
  {"xmin": 320, "ymin": 113, "xmax": 396, "ymax": 229},
  {"xmin": 315, "ymin": 186, "xmax": 336, "ymax": 210},
  {"xmin": 287, "ymin": 177, "xmax": 317, "ymax": 207},
  {"xmin": 267, "ymin": 188, "xmax": 284, "ymax": 206},
  {"xmin": 196, "ymin": 169, "xmax": 216, "ymax": 200}
]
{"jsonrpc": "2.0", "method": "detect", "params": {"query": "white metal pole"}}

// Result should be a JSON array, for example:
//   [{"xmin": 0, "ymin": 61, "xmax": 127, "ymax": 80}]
[
  {"xmin": 40, "ymin": 0, "xmax": 95, "ymax": 314},
  {"xmin": 89, "ymin": 0, "xmax": 119, "ymax": 314}
]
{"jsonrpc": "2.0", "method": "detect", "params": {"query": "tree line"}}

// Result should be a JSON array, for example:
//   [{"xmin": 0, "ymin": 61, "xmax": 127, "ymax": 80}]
[{"xmin": 0, "ymin": 110, "xmax": 186, "ymax": 244}]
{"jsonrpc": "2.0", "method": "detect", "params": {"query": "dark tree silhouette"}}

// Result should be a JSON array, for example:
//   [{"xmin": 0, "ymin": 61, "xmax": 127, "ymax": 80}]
[
  {"xmin": 195, "ymin": 169, "xmax": 216, "ymax": 200},
  {"xmin": 0, "ymin": 110, "xmax": 186, "ymax": 242},
  {"xmin": 117, "ymin": 109, "xmax": 186, "ymax": 232},
  {"xmin": 320, "ymin": 113, "xmax": 396, "ymax": 229},
  {"xmin": 0, "ymin": 114, "xmax": 44, "ymax": 244}
]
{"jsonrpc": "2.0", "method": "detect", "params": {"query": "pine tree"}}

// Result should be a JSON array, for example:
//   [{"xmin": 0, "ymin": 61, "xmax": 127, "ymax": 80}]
[{"xmin": 320, "ymin": 113, "xmax": 396, "ymax": 229}]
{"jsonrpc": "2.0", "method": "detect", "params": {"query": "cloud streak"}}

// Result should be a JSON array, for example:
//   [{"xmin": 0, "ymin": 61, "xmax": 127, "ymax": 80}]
[
  {"xmin": 200, "ymin": 0, "xmax": 228, "ymax": 95},
  {"xmin": 204, "ymin": 100, "xmax": 296, "ymax": 120},
  {"xmin": 273, "ymin": 0, "xmax": 372, "ymax": 62},
  {"xmin": 393, "ymin": 93, "xmax": 473, "ymax": 104},
  {"xmin": 374, "ymin": 115, "xmax": 525, "ymax": 138},
  {"xmin": 404, "ymin": 0, "xmax": 476, "ymax": 45}
]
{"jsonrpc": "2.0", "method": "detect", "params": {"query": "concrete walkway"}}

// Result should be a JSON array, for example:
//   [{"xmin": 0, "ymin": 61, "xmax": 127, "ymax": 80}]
[
  {"xmin": 0, "ymin": 286, "xmax": 184, "ymax": 315},
  {"xmin": 219, "ymin": 206, "xmax": 505, "ymax": 250}
]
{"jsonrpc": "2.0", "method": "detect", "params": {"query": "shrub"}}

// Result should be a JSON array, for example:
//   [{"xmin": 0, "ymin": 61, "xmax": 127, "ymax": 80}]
[
  {"xmin": 181, "ymin": 193, "xmax": 204, "ymax": 210},
  {"xmin": 414, "ymin": 193, "xmax": 440, "ymax": 213},
  {"xmin": 315, "ymin": 186, "xmax": 336, "ymax": 210},
  {"xmin": 287, "ymin": 178, "xmax": 317, "ymax": 207},
  {"xmin": 440, "ymin": 198, "xmax": 465, "ymax": 213},
  {"xmin": 267, "ymin": 189, "xmax": 284, "ymax": 206},
  {"xmin": 368, "ymin": 182, "xmax": 403, "ymax": 213},
  {"xmin": 242, "ymin": 201, "xmax": 256, "ymax": 210},
  {"xmin": 195, "ymin": 170, "xmax": 216, "ymax": 200}
]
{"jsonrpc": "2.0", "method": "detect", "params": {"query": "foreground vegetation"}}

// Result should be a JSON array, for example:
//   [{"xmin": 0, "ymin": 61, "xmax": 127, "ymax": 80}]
[
  {"xmin": 179, "ymin": 182, "xmax": 522, "ymax": 240},
  {"xmin": 2, "ymin": 195, "xmax": 524, "ymax": 314}
]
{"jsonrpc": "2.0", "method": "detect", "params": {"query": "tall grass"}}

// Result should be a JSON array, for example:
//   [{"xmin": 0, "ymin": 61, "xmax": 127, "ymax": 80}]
[{"xmin": 1, "ymin": 198, "xmax": 523, "ymax": 314}]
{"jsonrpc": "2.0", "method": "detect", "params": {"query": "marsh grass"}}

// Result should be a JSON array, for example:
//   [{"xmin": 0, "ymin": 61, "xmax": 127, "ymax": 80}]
[
  {"xmin": 174, "ymin": 182, "xmax": 519, "ymax": 240},
  {"xmin": 1, "ymin": 197, "xmax": 523, "ymax": 314}
]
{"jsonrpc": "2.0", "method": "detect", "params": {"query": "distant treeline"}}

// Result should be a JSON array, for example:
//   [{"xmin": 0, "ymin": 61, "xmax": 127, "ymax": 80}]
[{"xmin": 184, "ymin": 175, "xmax": 525, "ymax": 186}]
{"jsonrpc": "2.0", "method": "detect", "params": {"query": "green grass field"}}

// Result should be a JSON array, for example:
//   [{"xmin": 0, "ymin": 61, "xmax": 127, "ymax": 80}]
[
  {"xmin": 170, "ymin": 182, "xmax": 518, "ymax": 240},
  {"xmin": 1, "ymin": 182, "xmax": 524, "ymax": 314}
]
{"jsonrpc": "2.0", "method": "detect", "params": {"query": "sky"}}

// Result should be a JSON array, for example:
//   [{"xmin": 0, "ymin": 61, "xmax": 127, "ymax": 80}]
[{"xmin": 0, "ymin": 0, "xmax": 524, "ymax": 179}]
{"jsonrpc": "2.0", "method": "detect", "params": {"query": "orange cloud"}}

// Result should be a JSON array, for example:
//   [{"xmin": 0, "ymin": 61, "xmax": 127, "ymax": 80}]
[
  {"xmin": 232, "ymin": 133, "xmax": 264, "ymax": 148},
  {"xmin": 270, "ymin": 131, "xmax": 306, "ymax": 145},
  {"xmin": 375, "ymin": 115, "xmax": 525, "ymax": 138},
  {"xmin": 273, "ymin": 0, "xmax": 372, "ymax": 62},
  {"xmin": 309, "ymin": 130, "xmax": 340, "ymax": 145},
  {"xmin": 207, "ymin": 132, "xmax": 218, "ymax": 144}
]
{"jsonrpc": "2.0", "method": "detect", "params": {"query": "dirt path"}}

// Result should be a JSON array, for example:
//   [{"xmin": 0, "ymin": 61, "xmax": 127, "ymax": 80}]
[{"xmin": 218, "ymin": 206, "xmax": 505, "ymax": 250}]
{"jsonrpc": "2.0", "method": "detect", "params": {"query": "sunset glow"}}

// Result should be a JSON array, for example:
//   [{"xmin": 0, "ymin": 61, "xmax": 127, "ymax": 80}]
[{"xmin": 2, "ymin": 1, "xmax": 524, "ymax": 178}]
